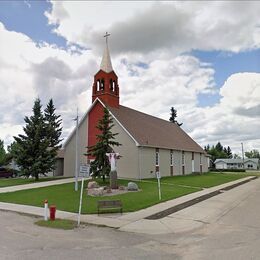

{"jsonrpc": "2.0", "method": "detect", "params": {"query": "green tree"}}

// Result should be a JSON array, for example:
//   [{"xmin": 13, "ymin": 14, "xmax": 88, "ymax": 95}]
[
  {"xmin": 44, "ymin": 98, "xmax": 63, "ymax": 173},
  {"xmin": 233, "ymin": 153, "xmax": 241, "ymax": 159},
  {"xmin": 215, "ymin": 142, "xmax": 223, "ymax": 153},
  {"xmin": 44, "ymin": 99, "xmax": 62, "ymax": 148},
  {"xmin": 226, "ymin": 146, "xmax": 232, "ymax": 158},
  {"xmin": 206, "ymin": 142, "xmax": 232, "ymax": 166},
  {"xmin": 87, "ymin": 107, "xmax": 121, "ymax": 182},
  {"xmin": 169, "ymin": 107, "xmax": 182, "ymax": 126},
  {"xmin": 0, "ymin": 139, "xmax": 6, "ymax": 166},
  {"xmin": 13, "ymin": 99, "xmax": 54, "ymax": 180},
  {"xmin": 245, "ymin": 149, "xmax": 260, "ymax": 159}
]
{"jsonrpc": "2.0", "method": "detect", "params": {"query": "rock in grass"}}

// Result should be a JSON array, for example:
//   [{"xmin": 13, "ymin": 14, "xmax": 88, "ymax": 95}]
[
  {"xmin": 127, "ymin": 182, "xmax": 138, "ymax": 191},
  {"xmin": 87, "ymin": 181, "xmax": 99, "ymax": 189}
]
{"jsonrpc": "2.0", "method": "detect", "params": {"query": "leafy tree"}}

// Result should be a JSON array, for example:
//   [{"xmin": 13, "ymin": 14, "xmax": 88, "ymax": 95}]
[
  {"xmin": 87, "ymin": 107, "xmax": 121, "ymax": 182},
  {"xmin": 0, "ymin": 139, "xmax": 6, "ymax": 166},
  {"xmin": 245, "ymin": 149, "xmax": 260, "ymax": 159},
  {"xmin": 13, "ymin": 99, "xmax": 54, "ymax": 180},
  {"xmin": 233, "ymin": 153, "xmax": 241, "ymax": 159},
  {"xmin": 169, "ymin": 107, "xmax": 183, "ymax": 126}
]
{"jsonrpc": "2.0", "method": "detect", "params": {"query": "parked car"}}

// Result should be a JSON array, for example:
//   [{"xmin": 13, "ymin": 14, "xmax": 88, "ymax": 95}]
[{"xmin": 0, "ymin": 167, "xmax": 16, "ymax": 178}]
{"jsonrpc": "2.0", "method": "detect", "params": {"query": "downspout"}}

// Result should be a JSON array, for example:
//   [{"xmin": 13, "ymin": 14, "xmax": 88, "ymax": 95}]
[{"xmin": 138, "ymin": 146, "xmax": 142, "ymax": 180}]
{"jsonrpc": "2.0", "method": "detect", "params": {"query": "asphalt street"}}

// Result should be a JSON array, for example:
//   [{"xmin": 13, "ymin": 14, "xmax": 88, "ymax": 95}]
[{"xmin": 0, "ymin": 178, "xmax": 260, "ymax": 260}]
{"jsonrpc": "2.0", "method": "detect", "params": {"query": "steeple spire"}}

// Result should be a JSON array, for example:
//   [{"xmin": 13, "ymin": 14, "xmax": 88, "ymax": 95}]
[
  {"xmin": 100, "ymin": 32, "xmax": 113, "ymax": 73},
  {"xmin": 92, "ymin": 32, "xmax": 119, "ymax": 108}
]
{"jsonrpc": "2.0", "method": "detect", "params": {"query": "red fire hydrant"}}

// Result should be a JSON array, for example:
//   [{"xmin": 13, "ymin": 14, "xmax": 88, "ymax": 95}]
[{"xmin": 49, "ymin": 205, "xmax": 56, "ymax": 221}]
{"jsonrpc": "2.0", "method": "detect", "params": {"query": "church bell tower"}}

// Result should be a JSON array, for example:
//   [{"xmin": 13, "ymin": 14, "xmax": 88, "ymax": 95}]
[{"xmin": 92, "ymin": 32, "xmax": 119, "ymax": 108}]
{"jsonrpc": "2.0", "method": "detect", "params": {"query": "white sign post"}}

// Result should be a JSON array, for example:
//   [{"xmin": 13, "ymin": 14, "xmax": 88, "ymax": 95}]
[
  {"xmin": 77, "ymin": 164, "xmax": 90, "ymax": 227},
  {"xmin": 156, "ymin": 171, "xmax": 162, "ymax": 201}
]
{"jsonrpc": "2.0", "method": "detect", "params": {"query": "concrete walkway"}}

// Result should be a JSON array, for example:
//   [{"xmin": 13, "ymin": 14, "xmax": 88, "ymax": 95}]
[
  {"xmin": 0, "ymin": 176, "xmax": 258, "ymax": 235},
  {"xmin": 0, "ymin": 177, "xmax": 76, "ymax": 193}
]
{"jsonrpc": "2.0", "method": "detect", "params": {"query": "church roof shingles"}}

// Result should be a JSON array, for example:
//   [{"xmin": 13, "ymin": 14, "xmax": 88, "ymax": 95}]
[{"xmin": 109, "ymin": 105, "xmax": 205, "ymax": 153}]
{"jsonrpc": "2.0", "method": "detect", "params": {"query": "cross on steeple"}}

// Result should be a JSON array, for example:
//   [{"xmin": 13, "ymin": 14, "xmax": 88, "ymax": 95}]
[{"xmin": 104, "ymin": 32, "xmax": 111, "ymax": 44}]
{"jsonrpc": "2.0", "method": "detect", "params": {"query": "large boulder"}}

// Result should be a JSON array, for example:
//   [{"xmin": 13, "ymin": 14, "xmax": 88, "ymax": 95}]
[
  {"xmin": 127, "ymin": 182, "xmax": 138, "ymax": 191},
  {"xmin": 87, "ymin": 181, "xmax": 99, "ymax": 189}
]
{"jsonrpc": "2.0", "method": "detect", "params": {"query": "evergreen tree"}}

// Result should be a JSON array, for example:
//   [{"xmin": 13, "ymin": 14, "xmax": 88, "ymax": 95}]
[
  {"xmin": 215, "ymin": 142, "xmax": 223, "ymax": 153},
  {"xmin": 87, "ymin": 107, "xmax": 121, "ymax": 181},
  {"xmin": 204, "ymin": 144, "xmax": 210, "ymax": 152},
  {"xmin": 169, "ymin": 107, "xmax": 183, "ymax": 126},
  {"xmin": 226, "ymin": 146, "xmax": 232, "ymax": 158},
  {"xmin": 44, "ymin": 99, "xmax": 62, "ymax": 148},
  {"xmin": 44, "ymin": 99, "xmax": 63, "ymax": 173},
  {"xmin": 0, "ymin": 139, "xmax": 6, "ymax": 166},
  {"xmin": 13, "ymin": 99, "xmax": 53, "ymax": 180}
]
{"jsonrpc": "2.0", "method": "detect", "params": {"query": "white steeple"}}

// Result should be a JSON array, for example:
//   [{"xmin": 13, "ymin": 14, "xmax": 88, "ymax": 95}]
[{"xmin": 100, "ymin": 32, "xmax": 113, "ymax": 73}]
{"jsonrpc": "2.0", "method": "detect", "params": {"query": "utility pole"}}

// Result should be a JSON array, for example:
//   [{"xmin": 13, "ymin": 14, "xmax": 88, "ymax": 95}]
[
  {"xmin": 74, "ymin": 108, "xmax": 79, "ymax": 191},
  {"xmin": 241, "ymin": 142, "xmax": 245, "ymax": 169}
]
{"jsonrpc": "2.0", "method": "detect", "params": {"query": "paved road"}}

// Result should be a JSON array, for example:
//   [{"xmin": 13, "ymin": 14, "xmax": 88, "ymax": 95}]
[{"xmin": 1, "ymin": 178, "xmax": 260, "ymax": 260}]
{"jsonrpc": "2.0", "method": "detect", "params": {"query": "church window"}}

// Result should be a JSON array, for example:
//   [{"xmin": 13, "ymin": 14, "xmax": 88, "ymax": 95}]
[
  {"xmin": 170, "ymin": 150, "xmax": 173, "ymax": 166},
  {"xmin": 155, "ymin": 148, "xmax": 159, "ymax": 166},
  {"xmin": 192, "ymin": 152, "xmax": 194, "ymax": 160},
  {"xmin": 200, "ymin": 153, "xmax": 202, "ymax": 164},
  {"xmin": 113, "ymin": 81, "xmax": 116, "ymax": 92},
  {"xmin": 110, "ymin": 79, "xmax": 113, "ymax": 91},
  {"xmin": 182, "ymin": 151, "xmax": 185, "ymax": 165},
  {"xmin": 100, "ymin": 79, "xmax": 105, "ymax": 90},
  {"xmin": 97, "ymin": 80, "xmax": 100, "ymax": 91}
]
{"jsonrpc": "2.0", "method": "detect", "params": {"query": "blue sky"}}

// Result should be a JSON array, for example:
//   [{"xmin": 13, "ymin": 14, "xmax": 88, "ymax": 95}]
[
  {"xmin": 1, "ymin": 1, "xmax": 259, "ymax": 108},
  {"xmin": 0, "ymin": 1, "xmax": 66, "ymax": 46},
  {"xmin": 0, "ymin": 1, "xmax": 259, "ymax": 153},
  {"xmin": 195, "ymin": 49, "xmax": 260, "ymax": 107}
]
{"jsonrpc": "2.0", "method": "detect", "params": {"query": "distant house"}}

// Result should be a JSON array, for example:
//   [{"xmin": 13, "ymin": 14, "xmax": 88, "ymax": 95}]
[{"xmin": 215, "ymin": 158, "xmax": 259, "ymax": 170}]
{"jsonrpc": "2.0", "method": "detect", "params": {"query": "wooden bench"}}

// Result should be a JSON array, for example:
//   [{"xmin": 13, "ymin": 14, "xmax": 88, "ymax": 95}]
[{"xmin": 97, "ymin": 200, "xmax": 123, "ymax": 215}]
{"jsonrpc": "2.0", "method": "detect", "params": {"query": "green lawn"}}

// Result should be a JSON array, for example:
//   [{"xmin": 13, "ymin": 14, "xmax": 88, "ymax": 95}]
[
  {"xmin": 0, "ymin": 177, "xmax": 68, "ymax": 188},
  {"xmin": 0, "ymin": 172, "xmax": 249, "ymax": 214},
  {"xmin": 147, "ymin": 172, "xmax": 248, "ymax": 188},
  {"xmin": 35, "ymin": 219, "xmax": 76, "ymax": 230}
]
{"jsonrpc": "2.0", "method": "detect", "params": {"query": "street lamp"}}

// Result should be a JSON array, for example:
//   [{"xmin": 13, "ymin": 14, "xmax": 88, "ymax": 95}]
[
  {"xmin": 241, "ymin": 142, "xmax": 245, "ymax": 169},
  {"xmin": 74, "ymin": 108, "xmax": 79, "ymax": 191}
]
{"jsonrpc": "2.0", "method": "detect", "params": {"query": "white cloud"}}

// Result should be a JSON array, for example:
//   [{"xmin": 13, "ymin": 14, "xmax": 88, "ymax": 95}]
[
  {"xmin": 0, "ymin": 22, "xmax": 97, "ymax": 147},
  {"xmin": 46, "ymin": 1, "xmax": 260, "ymax": 56},
  {"xmin": 187, "ymin": 73, "xmax": 260, "ymax": 154},
  {"xmin": 1, "ymin": 1, "xmax": 260, "ymax": 156}
]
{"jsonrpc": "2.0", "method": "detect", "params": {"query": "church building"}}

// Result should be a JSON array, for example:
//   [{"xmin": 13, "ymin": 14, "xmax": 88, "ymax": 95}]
[{"xmin": 59, "ymin": 37, "xmax": 208, "ymax": 179}]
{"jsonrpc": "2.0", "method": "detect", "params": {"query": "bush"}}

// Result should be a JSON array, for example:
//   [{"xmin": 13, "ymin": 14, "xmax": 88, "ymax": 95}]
[{"xmin": 210, "ymin": 168, "xmax": 246, "ymax": 173}]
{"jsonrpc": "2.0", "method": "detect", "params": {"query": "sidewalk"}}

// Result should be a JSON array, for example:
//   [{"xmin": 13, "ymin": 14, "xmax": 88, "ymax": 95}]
[
  {"xmin": 0, "ymin": 176, "xmax": 258, "ymax": 235},
  {"xmin": 0, "ymin": 178, "xmax": 76, "ymax": 193}
]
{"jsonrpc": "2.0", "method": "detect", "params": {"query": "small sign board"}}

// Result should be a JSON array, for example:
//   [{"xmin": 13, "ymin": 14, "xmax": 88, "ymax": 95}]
[
  {"xmin": 156, "ymin": 171, "xmax": 161, "ymax": 179},
  {"xmin": 79, "ymin": 164, "xmax": 90, "ymax": 177}
]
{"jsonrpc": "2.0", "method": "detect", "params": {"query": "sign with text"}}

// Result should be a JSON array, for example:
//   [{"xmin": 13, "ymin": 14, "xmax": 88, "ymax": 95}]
[{"xmin": 79, "ymin": 164, "xmax": 90, "ymax": 177}]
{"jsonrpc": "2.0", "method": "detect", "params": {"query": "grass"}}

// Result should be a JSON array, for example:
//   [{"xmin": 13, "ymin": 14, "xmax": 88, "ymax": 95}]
[
  {"xmin": 0, "ymin": 172, "xmax": 249, "ymax": 214},
  {"xmin": 0, "ymin": 177, "xmax": 68, "ymax": 188},
  {"xmin": 147, "ymin": 172, "xmax": 248, "ymax": 188},
  {"xmin": 35, "ymin": 219, "xmax": 76, "ymax": 230}
]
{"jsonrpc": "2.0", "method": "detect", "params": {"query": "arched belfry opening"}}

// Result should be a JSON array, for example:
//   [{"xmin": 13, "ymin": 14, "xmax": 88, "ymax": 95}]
[{"xmin": 92, "ymin": 32, "xmax": 119, "ymax": 108}]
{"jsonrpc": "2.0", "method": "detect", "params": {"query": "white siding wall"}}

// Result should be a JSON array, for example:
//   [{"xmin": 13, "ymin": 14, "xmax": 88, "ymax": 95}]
[
  {"xmin": 63, "ymin": 117, "xmax": 88, "ymax": 177},
  {"xmin": 138, "ymin": 148, "xmax": 208, "ymax": 178},
  {"xmin": 111, "ymin": 118, "xmax": 139, "ymax": 179}
]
